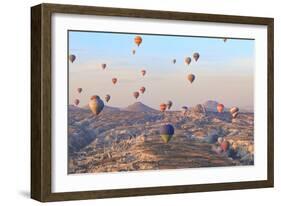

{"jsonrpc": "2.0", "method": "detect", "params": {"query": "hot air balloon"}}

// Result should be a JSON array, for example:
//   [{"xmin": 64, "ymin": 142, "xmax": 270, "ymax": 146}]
[
  {"xmin": 77, "ymin": 88, "xmax": 82, "ymax": 93},
  {"xmin": 133, "ymin": 91, "xmax": 139, "ymax": 99},
  {"xmin": 221, "ymin": 140, "xmax": 230, "ymax": 152},
  {"xmin": 181, "ymin": 106, "xmax": 188, "ymax": 115},
  {"xmin": 230, "ymin": 107, "xmax": 239, "ymax": 114},
  {"xmin": 167, "ymin": 100, "xmax": 173, "ymax": 110},
  {"xmin": 217, "ymin": 103, "xmax": 224, "ymax": 113},
  {"xmin": 187, "ymin": 74, "xmax": 195, "ymax": 83},
  {"xmin": 159, "ymin": 103, "xmax": 167, "ymax": 112},
  {"xmin": 112, "ymin": 78, "xmax": 117, "ymax": 85},
  {"xmin": 223, "ymin": 38, "xmax": 227, "ymax": 42},
  {"xmin": 101, "ymin": 63, "xmax": 107, "ymax": 70},
  {"xmin": 140, "ymin": 86, "xmax": 146, "ymax": 94},
  {"xmin": 89, "ymin": 95, "xmax": 104, "ymax": 115},
  {"xmin": 132, "ymin": 49, "xmax": 136, "ymax": 55},
  {"xmin": 141, "ymin": 69, "xmax": 146, "ymax": 76},
  {"xmin": 134, "ymin": 36, "xmax": 142, "ymax": 47},
  {"xmin": 105, "ymin": 94, "xmax": 111, "ymax": 102},
  {"xmin": 74, "ymin": 99, "xmax": 80, "ymax": 106},
  {"xmin": 185, "ymin": 57, "xmax": 192, "ymax": 65},
  {"xmin": 90, "ymin": 95, "xmax": 97, "ymax": 100},
  {"xmin": 193, "ymin": 52, "xmax": 200, "ymax": 61},
  {"xmin": 232, "ymin": 112, "xmax": 239, "ymax": 119},
  {"xmin": 160, "ymin": 124, "xmax": 175, "ymax": 143},
  {"xmin": 172, "ymin": 59, "xmax": 176, "ymax": 64},
  {"xmin": 69, "ymin": 54, "xmax": 76, "ymax": 63}
]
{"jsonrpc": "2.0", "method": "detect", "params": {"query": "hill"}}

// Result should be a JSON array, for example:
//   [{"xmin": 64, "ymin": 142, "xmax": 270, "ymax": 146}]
[{"xmin": 122, "ymin": 102, "xmax": 158, "ymax": 112}]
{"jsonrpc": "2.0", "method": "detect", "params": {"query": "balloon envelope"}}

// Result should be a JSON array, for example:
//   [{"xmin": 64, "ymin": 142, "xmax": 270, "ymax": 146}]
[
  {"xmin": 105, "ymin": 94, "xmax": 110, "ymax": 102},
  {"xmin": 69, "ymin": 54, "xmax": 76, "ymax": 63},
  {"xmin": 101, "ymin": 64, "xmax": 106, "ymax": 70},
  {"xmin": 74, "ymin": 99, "xmax": 80, "ymax": 106},
  {"xmin": 77, "ymin": 88, "xmax": 82, "ymax": 93},
  {"xmin": 133, "ymin": 91, "xmax": 139, "ymax": 99},
  {"xmin": 159, "ymin": 103, "xmax": 167, "ymax": 112},
  {"xmin": 89, "ymin": 96, "xmax": 104, "ymax": 115},
  {"xmin": 187, "ymin": 74, "xmax": 195, "ymax": 83},
  {"xmin": 217, "ymin": 104, "xmax": 224, "ymax": 113},
  {"xmin": 193, "ymin": 52, "xmax": 200, "ymax": 61},
  {"xmin": 141, "ymin": 70, "xmax": 146, "ymax": 76},
  {"xmin": 112, "ymin": 78, "xmax": 117, "ymax": 84},
  {"xmin": 232, "ymin": 112, "xmax": 239, "ymax": 119},
  {"xmin": 160, "ymin": 124, "xmax": 175, "ymax": 143},
  {"xmin": 185, "ymin": 57, "xmax": 192, "ymax": 65},
  {"xmin": 140, "ymin": 87, "xmax": 146, "ymax": 94},
  {"xmin": 134, "ymin": 36, "xmax": 142, "ymax": 46},
  {"xmin": 230, "ymin": 107, "xmax": 239, "ymax": 114}
]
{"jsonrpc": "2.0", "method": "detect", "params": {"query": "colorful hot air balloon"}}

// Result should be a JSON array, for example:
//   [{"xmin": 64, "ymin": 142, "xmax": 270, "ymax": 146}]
[
  {"xmin": 185, "ymin": 57, "xmax": 192, "ymax": 65},
  {"xmin": 74, "ymin": 99, "xmax": 80, "ymax": 106},
  {"xmin": 112, "ymin": 78, "xmax": 117, "ymax": 85},
  {"xmin": 132, "ymin": 49, "xmax": 136, "ymax": 55},
  {"xmin": 221, "ymin": 140, "xmax": 230, "ymax": 152},
  {"xmin": 187, "ymin": 74, "xmax": 195, "ymax": 83},
  {"xmin": 172, "ymin": 59, "xmax": 176, "ymax": 64},
  {"xmin": 90, "ymin": 95, "xmax": 97, "ymax": 100},
  {"xmin": 133, "ymin": 91, "xmax": 139, "ymax": 99},
  {"xmin": 160, "ymin": 124, "xmax": 175, "ymax": 143},
  {"xmin": 181, "ymin": 106, "xmax": 188, "ymax": 115},
  {"xmin": 134, "ymin": 36, "xmax": 142, "ymax": 47},
  {"xmin": 140, "ymin": 86, "xmax": 146, "ymax": 94},
  {"xmin": 167, "ymin": 100, "xmax": 173, "ymax": 110},
  {"xmin": 105, "ymin": 94, "xmax": 111, "ymax": 102},
  {"xmin": 89, "ymin": 95, "xmax": 104, "ymax": 115},
  {"xmin": 69, "ymin": 54, "xmax": 76, "ymax": 63},
  {"xmin": 230, "ymin": 107, "xmax": 239, "ymax": 114},
  {"xmin": 217, "ymin": 103, "xmax": 224, "ymax": 113},
  {"xmin": 159, "ymin": 103, "xmax": 167, "ymax": 112},
  {"xmin": 141, "ymin": 69, "xmax": 146, "ymax": 76},
  {"xmin": 193, "ymin": 52, "xmax": 200, "ymax": 61},
  {"xmin": 77, "ymin": 88, "xmax": 82, "ymax": 93},
  {"xmin": 101, "ymin": 63, "xmax": 106, "ymax": 70}
]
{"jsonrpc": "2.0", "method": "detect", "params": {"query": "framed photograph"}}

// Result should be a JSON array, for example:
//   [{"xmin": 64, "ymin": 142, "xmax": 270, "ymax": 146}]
[{"xmin": 31, "ymin": 3, "xmax": 274, "ymax": 202}]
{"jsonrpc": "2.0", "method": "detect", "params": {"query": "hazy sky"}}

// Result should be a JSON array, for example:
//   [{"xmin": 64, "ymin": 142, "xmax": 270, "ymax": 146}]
[{"xmin": 68, "ymin": 31, "xmax": 254, "ymax": 111}]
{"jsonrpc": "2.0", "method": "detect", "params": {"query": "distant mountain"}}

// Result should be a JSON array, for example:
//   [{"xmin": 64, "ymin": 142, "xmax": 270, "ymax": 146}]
[
  {"xmin": 203, "ymin": 100, "xmax": 219, "ymax": 112},
  {"xmin": 81, "ymin": 104, "xmax": 120, "ymax": 112},
  {"xmin": 123, "ymin": 102, "xmax": 158, "ymax": 112},
  {"xmin": 202, "ymin": 101, "xmax": 253, "ymax": 113}
]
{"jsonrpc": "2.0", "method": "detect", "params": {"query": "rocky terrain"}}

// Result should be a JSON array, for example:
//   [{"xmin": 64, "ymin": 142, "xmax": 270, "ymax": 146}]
[{"xmin": 68, "ymin": 102, "xmax": 254, "ymax": 174}]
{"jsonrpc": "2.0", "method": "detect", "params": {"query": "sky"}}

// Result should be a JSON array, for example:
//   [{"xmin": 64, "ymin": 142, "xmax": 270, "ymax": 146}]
[{"xmin": 68, "ymin": 31, "xmax": 255, "ymax": 111}]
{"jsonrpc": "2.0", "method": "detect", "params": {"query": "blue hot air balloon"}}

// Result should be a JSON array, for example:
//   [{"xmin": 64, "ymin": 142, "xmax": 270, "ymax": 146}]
[{"xmin": 160, "ymin": 124, "xmax": 175, "ymax": 143}]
